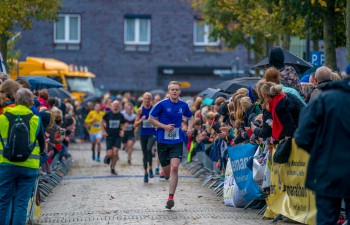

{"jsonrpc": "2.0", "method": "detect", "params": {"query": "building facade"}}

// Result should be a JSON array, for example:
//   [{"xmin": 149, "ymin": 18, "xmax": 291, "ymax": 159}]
[{"xmin": 15, "ymin": 0, "xmax": 248, "ymax": 94}]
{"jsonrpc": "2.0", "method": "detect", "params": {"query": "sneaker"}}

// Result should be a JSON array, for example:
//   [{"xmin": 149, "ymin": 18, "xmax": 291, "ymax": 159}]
[
  {"xmin": 155, "ymin": 167, "xmax": 159, "ymax": 175},
  {"xmin": 165, "ymin": 176, "xmax": 170, "ymax": 180},
  {"xmin": 111, "ymin": 169, "xmax": 118, "ymax": 175},
  {"xmin": 149, "ymin": 170, "xmax": 154, "ymax": 178},
  {"xmin": 165, "ymin": 199, "xmax": 174, "ymax": 209},
  {"xmin": 127, "ymin": 160, "xmax": 132, "ymax": 165},
  {"xmin": 96, "ymin": 156, "xmax": 101, "ymax": 162},
  {"xmin": 159, "ymin": 171, "xmax": 165, "ymax": 178},
  {"xmin": 92, "ymin": 153, "xmax": 96, "ymax": 161},
  {"xmin": 144, "ymin": 174, "xmax": 149, "ymax": 183},
  {"xmin": 104, "ymin": 156, "xmax": 110, "ymax": 165}
]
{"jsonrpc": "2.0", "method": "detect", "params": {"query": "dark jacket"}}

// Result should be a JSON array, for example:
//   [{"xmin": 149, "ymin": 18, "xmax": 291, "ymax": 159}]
[
  {"xmin": 253, "ymin": 108, "xmax": 272, "ymax": 139},
  {"xmin": 275, "ymin": 93, "xmax": 304, "ymax": 139},
  {"xmin": 243, "ymin": 104, "xmax": 261, "ymax": 128},
  {"xmin": 309, "ymin": 80, "xmax": 332, "ymax": 101},
  {"xmin": 294, "ymin": 78, "xmax": 350, "ymax": 198}
]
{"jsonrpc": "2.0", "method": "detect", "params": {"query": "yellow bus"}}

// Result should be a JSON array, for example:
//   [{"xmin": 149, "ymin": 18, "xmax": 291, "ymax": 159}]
[{"xmin": 11, "ymin": 57, "xmax": 96, "ymax": 102}]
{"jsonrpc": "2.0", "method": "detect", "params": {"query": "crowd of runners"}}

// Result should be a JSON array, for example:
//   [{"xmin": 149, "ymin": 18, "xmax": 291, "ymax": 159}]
[{"xmin": 80, "ymin": 81, "xmax": 192, "ymax": 209}]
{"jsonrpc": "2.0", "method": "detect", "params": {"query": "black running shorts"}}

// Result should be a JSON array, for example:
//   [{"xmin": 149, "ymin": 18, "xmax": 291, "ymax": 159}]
[
  {"xmin": 122, "ymin": 132, "xmax": 135, "ymax": 143},
  {"xmin": 106, "ymin": 137, "xmax": 122, "ymax": 150},
  {"xmin": 157, "ymin": 142, "xmax": 183, "ymax": 167}
]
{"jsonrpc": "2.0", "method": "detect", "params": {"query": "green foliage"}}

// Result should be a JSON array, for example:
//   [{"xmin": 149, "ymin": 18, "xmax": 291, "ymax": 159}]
[
  {"xmin": 192, "ymin": 0, "xmax": 346, "ymax": 61},
  {"xmin": 0, "ymin": 0, "xmax": 61, "ymax": 68}
]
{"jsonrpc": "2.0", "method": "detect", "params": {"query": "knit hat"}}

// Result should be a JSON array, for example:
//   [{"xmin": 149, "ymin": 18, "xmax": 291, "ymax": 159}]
[{"xmin": 269, "ymin": 46, "xmax": 285, "ymax": 69}]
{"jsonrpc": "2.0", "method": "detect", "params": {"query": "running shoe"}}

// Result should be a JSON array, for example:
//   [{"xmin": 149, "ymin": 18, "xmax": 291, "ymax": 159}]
[
  {"xmin": 127, "ymin": 160, "xmax": 132, "ymax": 165},
  {"xmin": 111, "ymin": 169, "xmax": 118, "ymax": 175},
  {"xmin": 104, "ymin": 156, "xmax": 110, "ymax": 165},
  {"xmin": 96, "ymin": 156, "xmax": 101, "ymax": 162},
  {"xmin": 92, "ymin": 153, "xmax": 96, "ymax": 161},
  {"xmin": 165, "ymin": 199, "xmax": 174, "ymax": 209},
  {"xmin": 155, "ymin": 167, "xmax": 159, "ymax": 175},
  {"xmin": 159, "ymin": 171, "xmax": 165, "ymax": 178},
  {"xmin": 144, "ymin": 174, "xmax": 149, "ymax": 183},
  {"xmin": 149, "ymin": 170, "xmax": 154, "ymax": 178}
]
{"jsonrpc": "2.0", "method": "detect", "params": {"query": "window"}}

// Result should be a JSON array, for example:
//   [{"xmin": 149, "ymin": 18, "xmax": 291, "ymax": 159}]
[
  {"xmin": 193, "ymin": 22, "xmax": 219, "ymax": 46},
  {"xmin": 124, "ymin": 16, "xmax": 151, "ymax": 51},
  {"xmin": 54, "ymin": 14, "xmax": 81, "ymax": 50},
  {"xmin": 66, "ymin": 77, "xmax": 95, "ymax": 93}
]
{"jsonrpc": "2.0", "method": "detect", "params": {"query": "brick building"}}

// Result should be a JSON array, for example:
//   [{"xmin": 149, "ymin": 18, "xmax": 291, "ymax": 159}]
[{"xmin": 15, "ymin": 0, "xmax": 248, "ymax": 94}]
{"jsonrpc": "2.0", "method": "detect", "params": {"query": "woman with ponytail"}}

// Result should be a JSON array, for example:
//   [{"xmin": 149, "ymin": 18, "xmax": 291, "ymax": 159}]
[{"xmin": 260, "ymin": 82, "xmax": 303, "ymax": 140}]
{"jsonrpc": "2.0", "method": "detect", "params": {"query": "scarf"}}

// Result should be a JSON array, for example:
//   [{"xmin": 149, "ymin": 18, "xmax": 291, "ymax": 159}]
[{"xmin": 268, "ymin": 93, "xmax": 286, "ymax": 139}]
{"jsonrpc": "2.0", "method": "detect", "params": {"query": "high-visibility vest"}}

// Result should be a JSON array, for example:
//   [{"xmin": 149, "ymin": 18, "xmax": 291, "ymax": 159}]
[{"xmin": 0, "ymin": 105, "xmax": 41, "ymax": 169}]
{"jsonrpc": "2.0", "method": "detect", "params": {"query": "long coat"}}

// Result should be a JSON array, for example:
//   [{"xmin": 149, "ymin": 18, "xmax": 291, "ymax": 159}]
[{"xmin": 295, "ymin": 78, "xmax": 350, "ymax": 198}]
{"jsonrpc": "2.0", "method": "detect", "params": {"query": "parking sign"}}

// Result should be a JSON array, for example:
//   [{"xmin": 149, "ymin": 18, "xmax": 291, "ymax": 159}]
[{"xmin": 310, "ymin": 51, "xmax": 324, "ymax": 67}]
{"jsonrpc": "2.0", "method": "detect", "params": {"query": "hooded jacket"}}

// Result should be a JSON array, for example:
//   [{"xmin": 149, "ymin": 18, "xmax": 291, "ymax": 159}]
[{"xmin": 295, "ymin": 78, "xmax": 350, "ymax": 197}]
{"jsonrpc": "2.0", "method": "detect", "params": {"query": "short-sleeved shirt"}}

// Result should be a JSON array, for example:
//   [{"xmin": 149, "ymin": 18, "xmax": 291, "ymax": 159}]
[
  {"xmin": 103, "ymin": 111, "xmax": 126, "ymax": 137},
  {"xmin": 122, "ymin": 112, "xmax": 136, "ymax": 134},
  {"xmin": 85, "ymin": 111, "xmax": 105, "ymax": 134},
  {"xmin": 149, "ymin": 98, "xmax": 192, "ymax": 144}
]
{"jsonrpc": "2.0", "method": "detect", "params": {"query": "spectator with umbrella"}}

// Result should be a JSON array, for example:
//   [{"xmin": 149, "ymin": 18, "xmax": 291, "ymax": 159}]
[{"xmin": 268, "ymin": 47, "xmax": 303, "ymax": 96}]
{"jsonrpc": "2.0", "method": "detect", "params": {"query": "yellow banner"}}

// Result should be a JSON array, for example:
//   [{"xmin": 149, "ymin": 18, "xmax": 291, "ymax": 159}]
[{"xmin": 265, "ymin": 139, "xmax": 317, "ymax": 225}]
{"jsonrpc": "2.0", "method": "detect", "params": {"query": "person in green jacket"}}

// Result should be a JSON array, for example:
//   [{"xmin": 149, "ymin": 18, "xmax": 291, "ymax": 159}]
[{"xmin": 0, "ymin": 88, "xmax": 45, "ymax": 225}]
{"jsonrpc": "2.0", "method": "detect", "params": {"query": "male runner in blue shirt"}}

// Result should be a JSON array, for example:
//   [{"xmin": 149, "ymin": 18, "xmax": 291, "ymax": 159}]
[{"xmin": 149, "ymin": 81, "xmax": 194, "ymax": 209}]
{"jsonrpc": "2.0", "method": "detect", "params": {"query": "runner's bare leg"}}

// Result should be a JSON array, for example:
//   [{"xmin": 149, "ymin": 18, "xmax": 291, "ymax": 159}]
[
  {"xmin": 111, "ymin": 147, "xmax": 119, "ymax": 169},
  {"xmin": 169, "ymin": 158, "xmax": 180, "ymax": 195}
]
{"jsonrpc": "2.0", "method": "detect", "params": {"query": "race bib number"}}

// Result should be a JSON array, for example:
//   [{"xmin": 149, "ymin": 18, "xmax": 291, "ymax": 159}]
[
  {"xmin": 142, "ymin": 119, "xmax": 154, "ymax": 128},
  {"xmin": 125, "ymin": 124, "xmax": 134, "ymax": 131},
  {"xmin": 93, "ymin": 122, "xmax": 101, "ymax": 128},
  {"xmin": 164, "ymin": 128, "xmax": 180, "ymax": 140},
  {"xmin": 109, "ymin": 120, "xmax": 120, "ymax": 129}
]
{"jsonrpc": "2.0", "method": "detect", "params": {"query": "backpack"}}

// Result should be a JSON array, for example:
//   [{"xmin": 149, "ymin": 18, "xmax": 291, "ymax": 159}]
[{"xmin": 0, "ymin": 112, "xmax": 37, "ymax": 162}]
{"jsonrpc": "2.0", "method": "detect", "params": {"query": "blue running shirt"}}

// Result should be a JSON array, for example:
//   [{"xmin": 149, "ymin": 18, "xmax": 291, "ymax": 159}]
[{"xmin": 149, "ymin": 98, "xmax": 192, "ymax": 144}]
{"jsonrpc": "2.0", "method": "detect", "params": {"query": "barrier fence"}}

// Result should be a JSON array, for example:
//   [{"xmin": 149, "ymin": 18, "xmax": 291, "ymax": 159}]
[{"xmin": 185, "ymin": 139, "xmax": 320, "ymax": 224}]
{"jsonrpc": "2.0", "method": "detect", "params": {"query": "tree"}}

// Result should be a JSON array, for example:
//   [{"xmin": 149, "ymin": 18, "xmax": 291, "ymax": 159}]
[
  {"xmin": 191, "ymin": 0, "xmax": 346, "ymax": 70},
  {"xmin": 191, "ymin": 0, "xmax": 304, "ymax": 61},
  {"xmin": 305, "ymin": 0, "xmax": 346, "ymax": 70},
  {"xmin": 0, "ymin": 0, "xmax": 61, "ymax": 70}
]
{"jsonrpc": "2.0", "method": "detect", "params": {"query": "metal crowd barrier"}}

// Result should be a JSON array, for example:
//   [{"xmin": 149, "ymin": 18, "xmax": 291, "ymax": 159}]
[{"xmin": 26, "ymin": 157, "xmax": 74, "ymax": 225}]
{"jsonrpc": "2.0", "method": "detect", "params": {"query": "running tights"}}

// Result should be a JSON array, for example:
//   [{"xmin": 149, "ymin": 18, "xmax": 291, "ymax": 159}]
[{"xmin": 140, "ymin": 135, "xmax": 156, "ymax": 171}]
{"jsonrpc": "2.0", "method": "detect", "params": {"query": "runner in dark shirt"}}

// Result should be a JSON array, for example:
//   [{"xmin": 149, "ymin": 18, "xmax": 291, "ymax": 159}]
[{"xmin": 102, "ymin": 100, "xmax": 126, "ymax": 175}]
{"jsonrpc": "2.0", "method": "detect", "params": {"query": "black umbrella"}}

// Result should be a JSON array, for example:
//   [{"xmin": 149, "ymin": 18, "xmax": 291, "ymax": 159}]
[
  {"xmin": 251, "ymin": 49, "xmax": 313, "ymax": 73},
  {"xmin": 19, "ymin": 76, "xmax": 63, "ymax": 90},
  {"xmin": 216, "ymin": 77, "xmax": 261, "ymax": 94},
  {"xmin": 47, "ymin": 88, "xmax": 72, "ymax": 100},
  {"xmin": 198, "ymin": 88, "xmax": 230, "ymax": 99}
]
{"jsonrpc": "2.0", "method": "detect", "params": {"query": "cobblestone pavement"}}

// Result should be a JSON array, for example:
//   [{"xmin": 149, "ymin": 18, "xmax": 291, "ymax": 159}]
[{"xmin": 35, "ymin": 141, "xmax": 274, "ymax": 225}]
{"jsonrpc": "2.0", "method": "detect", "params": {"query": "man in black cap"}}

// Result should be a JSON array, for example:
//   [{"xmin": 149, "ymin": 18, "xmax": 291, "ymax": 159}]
[{"xmin": 268, "ymin": 46, "xmax": 303, "ymax": 96}]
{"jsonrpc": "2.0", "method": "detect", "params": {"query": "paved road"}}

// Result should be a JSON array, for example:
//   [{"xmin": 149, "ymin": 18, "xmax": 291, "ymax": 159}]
[{"xmin": 35, "ymin": 141, "xmax": 272, "ymax": 225}]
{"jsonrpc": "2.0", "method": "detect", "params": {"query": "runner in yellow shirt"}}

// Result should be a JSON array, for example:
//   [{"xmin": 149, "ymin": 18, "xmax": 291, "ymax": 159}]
[{"xmin": 85, "ymin": 103, "xmax": 105, "ymax": 161}]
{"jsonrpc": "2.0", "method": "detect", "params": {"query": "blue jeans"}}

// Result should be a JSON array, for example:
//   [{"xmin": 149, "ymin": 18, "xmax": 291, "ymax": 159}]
[{"xmin": 0, "ymin": 164, "xmax": 38, "ymax": 225}]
